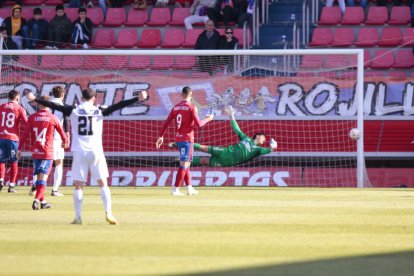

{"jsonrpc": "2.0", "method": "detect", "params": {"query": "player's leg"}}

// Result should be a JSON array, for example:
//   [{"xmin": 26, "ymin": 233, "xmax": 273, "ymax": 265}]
[
  {"xmin": 0, "ymin": 139, "xmax": 6, "ymax": 191},
  {"xmin": 91, "ymin": 151, "xmax": 118, "ymax": 225},
  {"xmin": 32, "ymin": 159, "xmax": 53, "ymax": 210},
  {"xmin": 7, "ymin": 141, "xmax": 19, "ymax": 193},
  {"xmin": 184, "ymin": 143, "xmax": 198, "ymax": 195},
  {"xmin": 192, "ymin": 156, "xmax": 210, "ymax": 166},
  {"xmin": 70, "ymin": 151, "xmax": 88, "ymax": 224},
  {"xmin": 172, "ymin": 142, "xmax": 192, "ymax": 196},
  {"xmin": 52, "ymin": 140, "xmax": 65, "ymax": 196}
]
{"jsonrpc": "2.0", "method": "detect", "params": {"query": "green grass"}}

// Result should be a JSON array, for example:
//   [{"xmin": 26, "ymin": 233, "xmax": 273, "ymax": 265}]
[{"xmin": 0, "ymin": 187, "xmax": 413, "ymax": 275}]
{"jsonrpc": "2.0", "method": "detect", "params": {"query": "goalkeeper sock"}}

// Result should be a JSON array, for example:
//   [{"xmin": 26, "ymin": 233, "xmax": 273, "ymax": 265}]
[
  {"xmin": 194, "ymin": 143, "xmax": 201, "ymax": 150},
  {"xmin": 73, "ymin": 189, "xmax": 83, "ymax": 219},
  {"xmin": 184, "ymin": 169, "xmax": 191, "ymax": 186},
  {"xmin": 174, "ymin": 167, "xmax": 186, "ymax": 187},
  {"xmin": 100, "ymin": 186, "xmax": 112, "ymax": 214}
]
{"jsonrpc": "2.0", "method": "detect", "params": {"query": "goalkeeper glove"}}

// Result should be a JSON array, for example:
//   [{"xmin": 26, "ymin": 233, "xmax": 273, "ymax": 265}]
[
  {"xmin": 224, "ymin": 105, "xmax": 235, "ymax": 120},
  {"xmin": 269, "ymin": 138, "xmax": 278, "ymax": 150}
]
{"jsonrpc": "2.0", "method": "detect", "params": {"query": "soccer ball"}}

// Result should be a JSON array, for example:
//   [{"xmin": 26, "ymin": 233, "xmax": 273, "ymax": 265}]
[{"xmin": 349, "ymin": 128, "xmax": 360, "ymax": 140}]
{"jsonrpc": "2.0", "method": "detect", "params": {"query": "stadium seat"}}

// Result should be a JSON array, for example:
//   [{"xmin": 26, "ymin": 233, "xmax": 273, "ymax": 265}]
[
  {"xmin": 125, "ymin": 9, "xmax": 148, "ymax": 26},
  {"xmin": 355, "ymin": 28, "xmax": 379, "ymax": 47},
  {"xmin": 23, "ymin": 0, "xmax": 44, "ymax": 5},
  {"xmin": 105, "ymin": 56, "xmax": 129, "ymax": 70},
  {"xmin": 402, "ymin": 28, "xmax": 414, "ymax": 46},
  {"xmin": 341, "ymin": 6, "xmax": 365, "ymax": 25},
  {"xmin": 150, "ymin": 55, "xmax": 174, "ymax": 70},
  {"xmin": 182, "ymin": 29, "xmax": 203, "ymax": 48},
  {"xmin": 87, "ymin": 7, "xmax": 104, "ymax": 26},
  {"xmin": 39, "ymin": 55, "xmax": 62, "ymax": 69},
  {"xmin": 41, "ymin": 7, "xmax": 56, "ymax": 21},
  {"xmin": 332, "ymin": 28, "xmax": 354, "ymax": 47},
  {"xmin": 147, "ymin": 8, "xmax": 171, "ymax": 26},
  {"xmin": 233, "ymin": 28, "xmax": 252, "ymax": 48},
  {"xmin": 170, "ymin": 8, "xmax": 190, "ymax": 26},
  {"xmin": 299, "ymin": 55, "xmax": 324, "ymax": 69},
  {"xmin": 174, "ymin": 56, "xmax": 197, "ymax": 69},
  {"xmin": 370, "ymin": 50, "xmax": 394, "ymax": 69},
  {"xmin": 365, "ymin": 6, "xmax": 388, "ymax": 25},
  {"xmin": 378, "ymin": 28, "xmax": 402, "ymax": 47},
  {"xmin": 61, "ymin": 55, "xmax": 84, "ymax": 69},
  {"xmin": 114, "ymin": 29, "xmax": 138, "ymax": 48},
  {"xmin": 318, "ymin": 7, "xmax": 341, "ymax": 25},
  {"xmin": 388, "ymin": 71, "xmax": 407, "ymax": 78},
  {"xmin": 349, "ymin": 49, "xmax": 372, "ymax": 68},
  {"xmin": 138, "ymin": 29, "xmax": 161, "ymax": 48},
  {"xmin": 44, "ymin": 0, "xmax": 63, "ymax": 5},
  {"xmin": 309, "ymin": 28, "xmax": 333, "ymax": 47},
  {"xmin": 65, "ymin": 8, "xmax": 79, "ymax": 22},
  {"xmin": 129, "ymin": 56, "xmax": 150, "ymax": 69},
  {"xmin": 394, "ymin": 49, "xmax": 414, "ymax": 69},
  {"xmin": 21, "ymin": 7, "xmax": 33, "ymax": 20},
  {"xmin": 92, "ymin": 29, "xmax": 115, "ymax": 48},
  {"xmin": 83, "ymin": 55, "xmax": 106, "ymax": 70},
  {"xmin": 161, "ymin": 28, "xmax": 184, "ymax": 48},
  {"xmin": 103, "ymin": 8, "xmax": 126, "ymax": 27},
  {"xmin": 389, "ymin": 6, "xmax": 411, "ymax": 25},
  {"xmin": 0, "ymin": 9, "xmax": 9, "ymax": 20},
  {"xmin": 18, "ymin": 55, "xmax": 38, "ymax": 67},
  {"xmin": 324, "ymin": 55, "xmax": 348, "ymax": 69}
]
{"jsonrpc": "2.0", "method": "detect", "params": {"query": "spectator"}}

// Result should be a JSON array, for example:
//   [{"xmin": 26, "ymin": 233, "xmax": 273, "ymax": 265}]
[
  {"xmin": 71, "ymin": 7, "xmax": 93, "ymax": 49},
  {"xmin": 218, "ymin": 26, "xmax": 238, "ymax": 72},
  {"xmin": 206, "ymin": 0, "xmax": 245, "ymax": 27},
  {"xmin": 238, "ymin": 0, "xmax": 253, "ymax": 29},
  {"xmin": 21, "ymin": 8, "xmax": 48, "ymax": 49},
  {"xmin": 69, "ymin": 0, "xmax": 109, "ymax": 17},
  {"xmin": 0, "ymin": 26, "xmax": 18, "ymax": 62},
  {"xmin": 175, "ymin": 0, "xmax": 193, "ymax": 7},
  {"xmin": 133, "ymin": 0, "xmax": 147, "ymax": 9},
  {"xmin": 46, "ymin": 5, "xmax": 73, "ymax": 49},
  {"xmin": 346, "ymin": 0, "xmax": 367, "ymax": 8},
  {"xmin": 155, "ymin": 0, "xmax": 169, "ymax": 7},
  {"xmin": 2, "ymin": 4, "xmax": 26, "ymax": 49},
  {"xmin": 195, "ymin": 19, "xmax": 221, "ymax": 75},
  {"xmin": 184, "ymin": 0, "xmax": 217, "ymax": 29},
  {"xmin": 377, "ymin": 0, "xmax": 404, "ymax": 5},
  {"xmin": 326, "ymin": 0, "xmax": 346, "ymax": 14}
]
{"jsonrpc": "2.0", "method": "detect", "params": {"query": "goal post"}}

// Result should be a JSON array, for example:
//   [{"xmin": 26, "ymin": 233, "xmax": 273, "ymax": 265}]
[{"xmin": 0, "ymin": 48, "xmax": 367, "ymax": 188}]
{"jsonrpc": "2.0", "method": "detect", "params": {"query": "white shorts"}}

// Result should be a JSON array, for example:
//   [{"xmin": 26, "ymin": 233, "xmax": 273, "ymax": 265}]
[
  {"xmin": 71, "ymin": 150, "xmax": 109, "ymax": 183},
  {"xmin": 53, "ymin": 140, "xmax": 65, "ymax": 160}
]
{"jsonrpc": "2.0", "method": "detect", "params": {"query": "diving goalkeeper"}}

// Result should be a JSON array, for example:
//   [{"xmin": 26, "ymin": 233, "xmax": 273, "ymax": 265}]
[{"xmin": 169, "ymin": 106, "xmax": 278, "ymax": 167}]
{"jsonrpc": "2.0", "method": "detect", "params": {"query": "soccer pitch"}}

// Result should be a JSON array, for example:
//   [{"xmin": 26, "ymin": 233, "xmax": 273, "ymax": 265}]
[{"xmin": 0, "ymin": 187, "xmax": 413, "ymax": 276}]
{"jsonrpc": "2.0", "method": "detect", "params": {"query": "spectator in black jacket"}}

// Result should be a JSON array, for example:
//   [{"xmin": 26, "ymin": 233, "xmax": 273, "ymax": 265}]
[
  {"xmin": 46, "ymin": 5, "xmax": 73, "ymax": 49},
  {"xmin": 195, "ymin": 19, "xmax": 221, "ymax": 75},
  {"xmin": 2, "ymin": 4, "xmax": 26, "ymax": 49},
  {"xmin": 21, "ymin": 8, "xmax": 48, "ymax": 49},
  {"xmin": 206, "ymin": 0, "xmax": 245, "ymax": 26},
  {"xmin": 218, "ymin": 27, "xmax": 238, "ymax": 72},
  {"xmin": 71, "ymin": 7, "xmax": 93, "ymax": 49},
  {"xmin": 0, "ymin": 26, "xmax": 18, "ymax": 62}
]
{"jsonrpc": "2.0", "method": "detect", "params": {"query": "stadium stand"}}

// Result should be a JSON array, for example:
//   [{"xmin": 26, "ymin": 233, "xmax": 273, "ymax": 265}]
[
  {"xmin": 340, "ymin": 6, "xmax": 365, "ymax": 25},
  {"xmin": 147, "ymin": 7, "xmax": 171, "ymax": 26},
  {"xmin": 103, "ymin": 8, "xmax": 126, "ymax": 27},
  {"xmin": 138, "ymin": 28, "xmax": 161, "ymax": 48},
  {"xmin": 332, "ymin": 28, "xmax": 354, "ymax": 47},
  {"xmin": 318, "ymin": 6, "xmax": 341, "ymax": 25},
  {"xmin": 114, "ymin": 29, "xmax": 139, "ymax": 48},
  {"xmin": 161, "ymin": 28, "xmax": 185, "ymax": 48},
  {"xmin": 125, "ymin": 9, "xmax": 148, "ymax": 26}
]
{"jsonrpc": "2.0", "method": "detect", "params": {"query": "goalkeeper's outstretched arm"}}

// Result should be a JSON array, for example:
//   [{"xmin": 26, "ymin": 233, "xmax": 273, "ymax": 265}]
[{"xmin": 224, "ymin": 105, "xmax": 247, "ymax": 140}]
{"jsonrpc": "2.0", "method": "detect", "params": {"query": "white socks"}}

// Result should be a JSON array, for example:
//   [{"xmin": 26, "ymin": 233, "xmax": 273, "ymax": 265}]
[
  {"xmin": 53, "ymin": 164, "xmax": 63, "ymax": 192},
  {"xmin": 73, "ymin": 189, "xmax": 83, "ymax": 219},
  {"xmin": 100, "ymin": 186, "xmax": 112, "ymax": 215}
]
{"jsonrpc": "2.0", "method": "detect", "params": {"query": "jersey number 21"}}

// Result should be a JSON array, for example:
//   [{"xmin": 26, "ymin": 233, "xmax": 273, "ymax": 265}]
[{"xmin": 78, "ymin": 116, "xmax": 93, "ymax": 136}]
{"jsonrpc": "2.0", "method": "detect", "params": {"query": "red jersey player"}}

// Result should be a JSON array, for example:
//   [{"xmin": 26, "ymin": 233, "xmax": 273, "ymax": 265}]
[
  {"xmin": 156, "ymin": 86, "xmax": 214, "ymax": 196},
  {"xmin": 17, "ymin": 96, "xmax": 68, "ymax": 210},
  {"xmin": 0, "ymin": 90, "xmax": 28, "ymax": 193}
]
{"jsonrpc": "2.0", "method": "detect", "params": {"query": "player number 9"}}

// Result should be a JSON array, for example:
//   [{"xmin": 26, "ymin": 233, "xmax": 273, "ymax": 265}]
[{"xmin": 176, "ymin": 114, "xmax": 182, "ymax": 129}]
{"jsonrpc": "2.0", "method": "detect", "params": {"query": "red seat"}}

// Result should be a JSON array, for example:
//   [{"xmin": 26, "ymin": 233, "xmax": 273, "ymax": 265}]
[
  {"xmin": 341, "ymin": 6, "xmax": 365, "ymax": 25},
  {"xmin": 402, "ymin": 28, "xmax": 414, "ymax": 46},
  {"xmin": 114, "ymin": 29, "xmax": 138, "ymax": 48},
  {"xmin": 61, "ymin": 56, "xmax": 83, "ymax": 69},
  {"xmin": 370, "ymin": 50, "xmax": 394, "ymax": 69},
  {"xmin": 332, "ymin": 28, "xmax": 354, "ymax": 47},
  {"xmin": 174, "ymin": 56, "xmax": 197, "ymax": 69},
  {"xmin": 355, "ymin": 28, "xmax": 379, "ymax": 47},
  {"xmin": 92, "ymin": 29, "xmax": 115, "ymax": 48},
  {"xmin": 125, "ymin": 9, "xmax": 148, "ymax": 26},
  {"xmin": 182, "ymin": 29, "xmax": 203, "ymax": 48},
  {"xmin": 309, "ymin": 28, "xmax": 333, "ymax": 47},
  {"xmin": 349, "ymin": 49, "xmax": 371, "ymax": 68},
  {"xmin": 103, "ymin": 8, "xmax": 126, "ymax": 27},
  {"xmin": 378, "ymin": 28, "xmax": 402, "ymax": 47},
  {"xmin": 83, "ymin": 56, "xmax": 106, "ymax": 70},
  {"xmin": 233, "ymin": 28, "xmax": 252, "ymax": 48},
  {"xmin": 394, "ymin": 49, "xmax": 414, "ymax": 69},
  {"xmin": 18, "ymin": 55, "xmax": 37, "ymax": 67},
  {"xmin": 387, "ymin": 71, "xmax": 407, "ymax": 78},
  {"xmin": 129, "ymin": 56, "xmax": 150, "ymax": 69},
  {"xmin": 318, "ymin": 7, "xmax": 341, "ymax": 25},
  {"xmin": 389, "ymin": 6, "xmax": 411, "ymax": 25},
  {"xmin": 161, "ymin": 28, "xmax": 184, "ymax": 48},
  {"xmin": 170, "ymin": 8, "xmax": 190, "ymax": 26},
  {"xmin": 150, "ymin": 56, "xmax": 174, "ymax": 70},
  {"xmin": 65, "ymin": 8, "xmax": 79, "ymax": 22},
  {"xmin": 23, "ymin": 0, "xmax": 44, "ymax": 4},
  {"xmin": 87, "ymin": 7, "xmax": 104, "ymax": 26},
  {"xmin": 0, "ymin": 9, "xmax": 9, "ymax": 19},
  {"xmin": 21, "ymin": 7, "xmax": 33, "ymax": 20},
  {"xmin": 147, "ymin": 8, "xmax": 171, "ymax": 26},
  {"xmin": 324, "ymin": 55, "xmax": 348, "ymax": 69},
  {"xmin": 41, "ymin": 7, "xmax": 56, "ymax": 21},
  {"xmin": 39, "ymin": 56, "xmax": 62, "ymax": 69},
  {"xmin": 300, "ymin": 55, "xmax": 324, "ymax": 69},
  {"xmin": 105, "ymin": 56, "xmax": 129, "ymax": 70},
  {"xmin": 138, "ymin": 29, "xmax": 161, "ymax": 48},
  {"xmin": 365, "ymin": 6, "xmax": 388, "ymax": 25},
  {"xmin": 44, "ymin": 0, "xmax": 63, "ymax": 5}
]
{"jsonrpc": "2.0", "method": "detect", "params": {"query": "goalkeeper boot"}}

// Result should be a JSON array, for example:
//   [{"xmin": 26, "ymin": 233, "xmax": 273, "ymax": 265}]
[
  {"xmin": 106, "ymin": 213, "xmax": 119, "ymax": 225},
  {"xmin": 168, "ymin": 142, "xmax": 177, "ymax": 148},
  {"xmin": 40, "ymin": 202, "xmax": 52, "ymax": 209},
  {"xmin": 71, "ymin": 217, "xmax": 82, "ymax": 225},
  {"xmin": 172, "ymin": 187, "xmax": 185, "ymax": 196},
  {"xmin": 32, "ymin": 199, "xmax": 40, "ymax": 210},
  {"xmin": 187, "ymin": 186, "xmax": 199, "ymax": 196}
]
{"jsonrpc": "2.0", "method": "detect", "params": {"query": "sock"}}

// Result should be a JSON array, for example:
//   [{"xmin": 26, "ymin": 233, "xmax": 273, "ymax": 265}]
[
  {"xmin": 194, "ymin": 143, "xmax": 201, "ymax": 150},
  {"xmin": 100, "ymin": 186, "xmax": 112, "ymax": 214},
  {"xmin": 35, "ymin": 181, "xmax": 46, "ymax": 201},
  {"xmin": 73, "ymin": 189, "xmax": 83, "ymax": 219},
  {"xmin": 174, "ymin": 167, "xmax": 186, "ymax": 187},
  {"xmin": 10, "ymin": 162, "xmax": 18, "ymax": 184},
  {"xmin": 184, "ymin": 169, "xmax": 191, "ymax": 186},
  {"xmin": 53, "ymin": 164, "xmax": 63, "ymax": 192},
  {"xmin": 0, "ymin": 163, "xmax": 5, "ymax": 179}
]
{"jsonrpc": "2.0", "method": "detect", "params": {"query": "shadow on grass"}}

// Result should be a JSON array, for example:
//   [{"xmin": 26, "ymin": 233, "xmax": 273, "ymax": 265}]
[{"xmin": 188, "ymin": 250, "xmax": 414, "ymax": 276}]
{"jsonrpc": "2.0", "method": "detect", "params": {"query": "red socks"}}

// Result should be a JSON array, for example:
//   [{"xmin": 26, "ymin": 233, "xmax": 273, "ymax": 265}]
[
  {"xmin": 174, "ymin": 167, "xmax": 186, "ymax": 188},
  {"xmin": 10, "ymin": 162, "xmax": 18, "ymax": 184},
  {"xmin": 35, "ymin": 185, "xmax": 45, "ymax": 202}
]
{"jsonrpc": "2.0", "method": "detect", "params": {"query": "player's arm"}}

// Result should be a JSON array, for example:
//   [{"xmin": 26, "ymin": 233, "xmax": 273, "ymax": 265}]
[
  {"xmin": 192, "ymin": 106, "xmax": 214, "ymax": 127},
  {"xmin": 156, "ymin": 111, "xmax": 175, "ymax": 149},
  {"xmin": 63, "ymin": 115, "xmax": 71, "ymax": 147},
  {"xmin": 224, "ymin": 105, "xmax": 247, "ymax": 140},
  {"xmin": 54, "ymin": 117, "xmax": 69, "ymax": 149},
  {"xmin": 261, "ymin": 138, "xmax": 278, "ymax": 154},
  {"xmin": 17, "ymin": 121, "xmax": 31, "ymax": 160},
  {"xmin": 101, "ymin": 91, "xmax": 147, "ymax": 116},
  {"xmin": 35, "ymin": 98, "xmax": 74, "ymax": 117}
]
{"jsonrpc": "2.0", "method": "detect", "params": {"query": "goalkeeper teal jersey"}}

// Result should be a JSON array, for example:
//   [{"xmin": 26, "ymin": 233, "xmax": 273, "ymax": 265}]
[{"xmin": 208, "ymin": 120, "xmax": 272, "ymax": 167}]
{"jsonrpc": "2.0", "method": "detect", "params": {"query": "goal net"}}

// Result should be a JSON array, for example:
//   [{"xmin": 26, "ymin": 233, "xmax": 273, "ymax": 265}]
[{"xmin": 0, "ymin": 49, "xmax": 368, "ymax": 188}]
